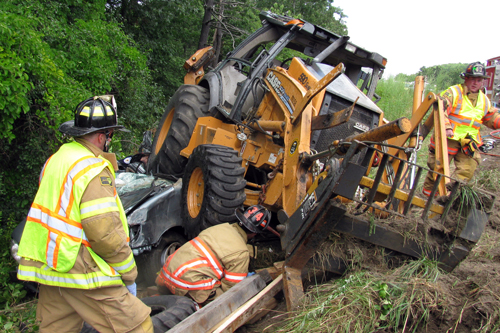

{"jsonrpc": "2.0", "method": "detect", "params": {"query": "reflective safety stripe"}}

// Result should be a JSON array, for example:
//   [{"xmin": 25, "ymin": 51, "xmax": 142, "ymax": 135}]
[
  {"xmin": 422, "ymin": 188, "xmax": 437, "ymax": 197},
  {"xmin": 28, "ymin": 204, "xmax": 85, "ymax": 240},
  {"xmin": 173, "ymin": 258, "xmax": 210, "ymax": 277},
  {"xmin": 224, "ymin": 270, "xmax": 246, "ymax": 283},
  {"xmin": 429, "ymin": 137, "xmax": 459, "ymax": 155},
  {"xmin": 190, "ymin": 238, "xmax": 224, "ymax": 279},
  {"xmin": 108, "ymin": 253, "xmax": 136, "ymax": 274},
  {"xmin": 80, "ymin": 197, "xmax": 119, "ymax": 219},
  {"xmin": 56, "ymin": 157, "xmax": 107, "ymax": 218},
  {"xmin": 495, "ymin": 117, "xmax": 500, "ymax": 129},
  {"xmin": 160, "ymin": 253, "xmax": 220, "ymax": 291},
  {"xmin": 160, "ymin": 269, "xmax": 220, "ymax": 290},
  {"xmin": 448, "ymin": 114, "xmax": 481, "ymax": 129},
  {"xmin": 18, "ymin": 265, "xmax": 123, "ymax": 289}
]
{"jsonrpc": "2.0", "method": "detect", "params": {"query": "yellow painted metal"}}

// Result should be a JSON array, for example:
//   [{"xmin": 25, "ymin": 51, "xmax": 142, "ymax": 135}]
[
  {"xmin": 292, "ymin": 63, "xmax": 344, "ymax": 124},
  {"xmin": 432, "ymin": 98, "xmax": 450, "ymax": 196},
  {"xmin": 183, "ymin": 46, "xmax": 215, "ymax": 85},
  {"xmin": 248, "ymin": 120, "xmax": 285, "ymax": 133},
  {"xmin": 181, "ymin": 117, "xmax": 239, "ymax": 157},
  {"xmin": 155, "ymin": 107, "xmax": 175, "ymax": 155},
  {"xmin": 358, "ymin": 177, "xmax": 445, "ymax": 215},
  {"xmin": 187, "ymin": 167, "xmax": 204, "ymax": 218},
  {"xmin": 412, "ymin": 76, "xmax": 425, "ymax": 114}
]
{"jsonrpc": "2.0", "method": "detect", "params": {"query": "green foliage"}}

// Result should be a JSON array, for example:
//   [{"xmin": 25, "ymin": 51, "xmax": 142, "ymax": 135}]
[
  {"xmin": 0, "ymin": 0, "xmax": 164, "ymax": 224},
  {"xmin": 257, "ymin": 0, "xmax": 348, "ymax": 35},
  {"xmin": 108, "ymin": 0, "xmax": 205, "ymax": 99},
  {"xmin": 278, "ymin": 258, "xmax": 445, "ymax": 333},
  {"xmin": 417, "ymin": 63, "xmax": 466, "ymax": 93},
  {"xmin": 375, "ymin": 76, "xmax": 414, "ymax": 120}
]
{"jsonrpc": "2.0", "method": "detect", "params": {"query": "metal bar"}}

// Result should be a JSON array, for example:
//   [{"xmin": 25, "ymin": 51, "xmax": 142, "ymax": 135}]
[
  {"xmin": 403, "ymin": 167, "xmax": 424, "ymax": 215},
  {"xmin": 440, "ymin": 181, "xmax": 461, "ymax": 223},
  {"xmin": 365, "ymin": 154, "xmax": 389, "ymax": 206},
  {"xmin": 421, "ymin": 174, "xmax": 441, "ymax": 219},
  {"xmin": 387, "ymin": 158, "xmax": 406, "ymax": 210}
]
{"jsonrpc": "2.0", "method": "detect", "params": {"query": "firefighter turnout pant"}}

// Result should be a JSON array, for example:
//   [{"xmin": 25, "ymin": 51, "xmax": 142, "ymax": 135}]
[
  {"xmin": 37, "ymin": 284, "xmax": 153, "ymax": 333},
  {"xmin": 423, "ymin": 139, "xmax": 481, "ymax": 196}
]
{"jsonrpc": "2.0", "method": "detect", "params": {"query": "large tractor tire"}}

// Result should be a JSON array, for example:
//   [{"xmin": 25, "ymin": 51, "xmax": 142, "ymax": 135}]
[
  {"xmin": 136, "ymin": 232, "xmax": 187, "ymax": 287},
  {"xmin": 148, "ymin": 85, "xmax": 211, "ymax": 179},
  {"xmin": 80, "ymin": 295, "xmax": 196, "ymax": 333},
  {"xmin": 182, "ymin": 145, "xmax": 246, "ymax": 238}
]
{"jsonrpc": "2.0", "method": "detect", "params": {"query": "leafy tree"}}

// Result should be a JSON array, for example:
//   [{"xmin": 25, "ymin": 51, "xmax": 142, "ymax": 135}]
[
  {"xmin": 0, "ymin": 0, "xmax": 162, "ymax": 226},
  {"xmin": 417, "ymin": 63, "xmax": 467, "ymax": 93},
  {"xmin": 256, "ymin": 0, "xmax": 348, "ymax": 35},
  {"xmin": 106, "ymin": 0, "xmax": 206, "ymax": 99}
]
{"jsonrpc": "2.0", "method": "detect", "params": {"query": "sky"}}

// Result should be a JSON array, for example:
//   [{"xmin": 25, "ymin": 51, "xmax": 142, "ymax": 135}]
[{"xmin": 333, "ymin": 0, "xmax": 500, "ymax": 77}]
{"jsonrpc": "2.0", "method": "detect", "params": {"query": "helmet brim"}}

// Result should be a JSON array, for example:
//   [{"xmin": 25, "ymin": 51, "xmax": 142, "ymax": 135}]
[
  {"xmin": 235, "ymin": 208, "xmax": 260, "ymax": 233},
  {"xmin": 460, "ymin": 73, "xmax": 490, "ymax": 79},
  {"xmin": 58, "ymin": 120, "xmax": 130, "ymax": 137}
]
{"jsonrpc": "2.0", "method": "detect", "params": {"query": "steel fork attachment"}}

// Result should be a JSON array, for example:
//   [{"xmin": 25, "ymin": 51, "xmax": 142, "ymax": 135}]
[{"xmin": 278, "ymin": 141, "xmax": 495, "ymax": 311}]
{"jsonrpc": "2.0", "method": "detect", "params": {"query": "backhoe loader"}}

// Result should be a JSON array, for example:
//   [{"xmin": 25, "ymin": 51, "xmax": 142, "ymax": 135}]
[{"xmin": 147, "ymin": 11, "xmax": 495, "ymax": 310}]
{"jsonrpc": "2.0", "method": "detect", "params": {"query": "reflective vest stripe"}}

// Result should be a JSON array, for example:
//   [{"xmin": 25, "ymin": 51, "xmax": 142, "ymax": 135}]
[
  {"xmin": 18, "ymin": 265, "xmax": 123, "ymax": 289},
  {"xmin": 108, "ymin": 253, "xmax": 136, "ymax": 274},
  {"xmin": 159, "ymin": 269, "xmax": 219, "ymax": 291},
  {"xmin": 224, "ymin": 271, "xmax": 246, "ymax": 283},
  {"xmin": 451, "ymin": 86, "xmax": 462, "ymax": 112},
  {"xmin": 55, "ymin": 157, "xmax": 107, "ymax": 218},
  {"xmin": 28, "ymin": 204, "xmax": 85, "ymax": 238},
  {"xmin": 482, "ymin": 96, "xmax": 489, "ymax": 116},
  {"xmin": 190, "ymin": 238, "xmax": 224, "ymax": 279},
  {"xmin": 448, "ymin": 114, "xmax": 481, "ymax": 129},
  {"xmin": 173, "ymin": 258, "xmax": 210, "ymax": 277},
  {"xmin": 80, "ymin": 197, "xmax": 119, "ymax": 219}
]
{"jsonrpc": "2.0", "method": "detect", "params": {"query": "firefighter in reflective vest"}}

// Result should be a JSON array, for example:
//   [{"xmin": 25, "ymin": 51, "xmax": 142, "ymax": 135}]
[
  {"xmin": 423, "ymin": 62, "xmax": 500, "ymax": 196},
  {"xmin": 16, "ymin": 96, "xmax": 153, "ymax": 333},
  {"xmin": 155, "ymin": 205, "xmax": 271, "ymax": 305}
]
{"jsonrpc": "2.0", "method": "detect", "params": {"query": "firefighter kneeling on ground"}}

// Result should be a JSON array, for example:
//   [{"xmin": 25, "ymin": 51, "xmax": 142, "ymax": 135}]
[
  {"xmin": 423, "ymin": 62, "xmax": 500, "ymax": 197},
  {"xmin": 156, "ymin": 205, "xmax": 272, "ymax": 306},
  {"xmin": 16, "ymin": 97, "xmax": 153, "ymax": 333}
]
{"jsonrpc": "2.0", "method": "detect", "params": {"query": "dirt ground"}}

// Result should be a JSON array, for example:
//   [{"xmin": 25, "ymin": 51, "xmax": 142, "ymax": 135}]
[{"xmin": 239, "ymin": 129, "xmax": 500, "ymax": 333}]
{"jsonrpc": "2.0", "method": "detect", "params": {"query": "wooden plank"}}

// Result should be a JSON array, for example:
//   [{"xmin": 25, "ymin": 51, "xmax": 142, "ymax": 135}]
[
  {"xmin": 247, "ymin": 297, "xmax": 278, "ymax": 324},
  {"xmin": 168, "ymin": 274, "xmax": 266, "ymax": 333},
  {"xmin": 210, "ymin": 275, "xmax": 283, "ymax": 333}
]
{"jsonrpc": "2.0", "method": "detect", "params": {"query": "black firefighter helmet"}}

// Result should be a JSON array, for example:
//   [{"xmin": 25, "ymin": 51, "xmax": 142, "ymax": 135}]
[
  {"xmin": 460, "ymin": 62, "xmax": 490, "ymax": 79},
  {"xmin": 235, "ymin": 205, "xmax": 271, "ymax": 234},
  {"xmin": 59, "ymin": 96, "xmax": 129, "ymax": 137}
]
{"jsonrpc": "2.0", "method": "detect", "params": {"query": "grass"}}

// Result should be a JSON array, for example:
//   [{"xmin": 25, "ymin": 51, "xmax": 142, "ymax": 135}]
[{"xmin": 276, "ymin": 257, "xmax": 447, "ymax": 333}]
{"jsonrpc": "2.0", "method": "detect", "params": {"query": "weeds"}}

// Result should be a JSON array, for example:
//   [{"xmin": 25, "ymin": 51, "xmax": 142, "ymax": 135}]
[{"xmin": 278, "ymin": 257, "xmax": 448, "ymax": 333}]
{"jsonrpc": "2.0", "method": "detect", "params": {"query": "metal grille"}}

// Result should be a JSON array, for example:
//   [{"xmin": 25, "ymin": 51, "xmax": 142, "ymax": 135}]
[{"xmin": 312, "ymin": 95, "xmax": 379, "ymax": 164}]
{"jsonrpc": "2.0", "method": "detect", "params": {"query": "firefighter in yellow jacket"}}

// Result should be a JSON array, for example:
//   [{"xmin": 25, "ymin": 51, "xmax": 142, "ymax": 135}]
[
  {"xmin": 156, "ymin": 205, "xmax": 271, "ymax": 305},
  {"xmin": 16, "ymin": 97, "xmax": 153, "ymax": 333},
  {"xmin": 423, "ymin": 62, "xmax": 500, "ymax": 196}
]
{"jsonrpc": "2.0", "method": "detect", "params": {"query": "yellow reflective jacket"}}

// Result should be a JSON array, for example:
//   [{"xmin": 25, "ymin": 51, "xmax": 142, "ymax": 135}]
[
  {"xmin": 430, "ymin": 84, "xmax": 500, "ymax": 155},
  {"xmin": 17, "ymin": 139, "xmax": 136, "ymax": 289}
]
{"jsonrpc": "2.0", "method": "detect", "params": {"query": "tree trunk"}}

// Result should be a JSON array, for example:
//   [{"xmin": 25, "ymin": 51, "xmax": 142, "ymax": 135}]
[
  {"xmin": 210, "ymin": 0, "xmax": 224, "ymax": 68},
  {"xmin": 198, "ymin": 0, "xmax": 215, "ymax": 49}
]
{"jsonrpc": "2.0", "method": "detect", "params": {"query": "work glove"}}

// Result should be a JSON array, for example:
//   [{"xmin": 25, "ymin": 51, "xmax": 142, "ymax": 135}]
[
  {"xmin": 247, "ymin": 272, "xmax": 256, "ymax": 277},
  {"xmin": 126, "ymin": 282, "xmax": 137, "ymax": 296}
]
